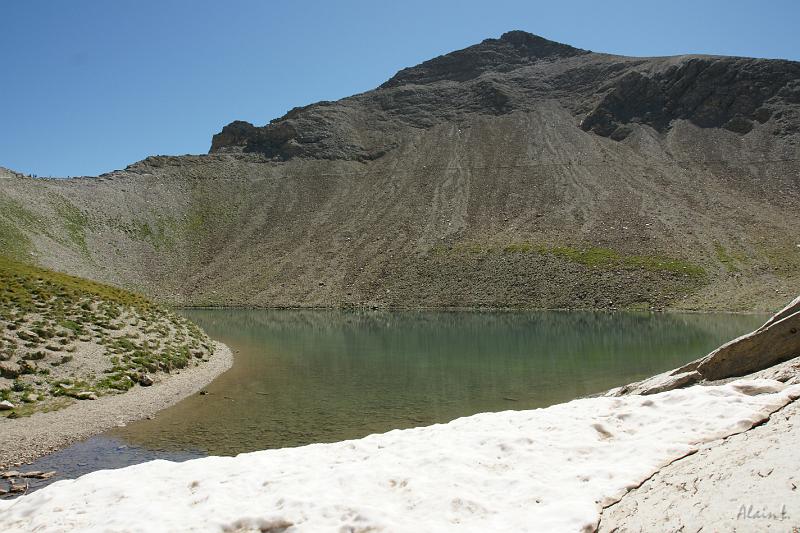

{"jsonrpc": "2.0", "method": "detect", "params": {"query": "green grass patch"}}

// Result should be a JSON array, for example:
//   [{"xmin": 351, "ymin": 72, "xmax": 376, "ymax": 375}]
[
  {"xmin": 0, "ymin": 255, "xmax": 152, "ymax": 314},
  {"xmin": 714, "ymin": 242, "xmax": 740, "ymax": 272},
  {"xmin": 51, "ymin": 196, "xmax": 91, "ymax": 258},
  {"xmin": 451, "ymin": 241, "xmax": 708, "ymax": 277}
]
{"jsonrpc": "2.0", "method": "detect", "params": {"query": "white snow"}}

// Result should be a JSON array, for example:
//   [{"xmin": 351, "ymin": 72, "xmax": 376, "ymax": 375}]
[{"xmin": 1, "ymin": 379, "xmax": 797, "ymax": 533}]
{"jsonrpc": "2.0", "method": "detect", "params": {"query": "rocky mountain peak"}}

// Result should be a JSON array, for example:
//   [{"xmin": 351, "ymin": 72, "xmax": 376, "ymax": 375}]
[
  {"xmin": 498, "ymin": 30, "xmax": 589, "ymax": 58},
  {"xmin": 380, "ymin": 31, "xmax": 589, "ymax": 89},
  {"xmin": 208, "ymin": 31, "xmax": 800, "ymax": 160}
]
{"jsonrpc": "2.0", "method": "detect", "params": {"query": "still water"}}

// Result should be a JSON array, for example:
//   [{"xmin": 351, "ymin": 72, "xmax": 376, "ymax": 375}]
[{"xmin": 15, "ymin": 309, "xmax": 766, "ymax": 492}]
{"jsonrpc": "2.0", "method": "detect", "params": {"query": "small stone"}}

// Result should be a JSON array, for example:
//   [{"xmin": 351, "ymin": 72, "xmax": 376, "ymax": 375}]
[
  {"xmin": 0, "ymin": 400, "xmax": 15, "ymax": 410},
  {"xmin": 6, "ymin": 412, "xmax": 19, "ymax": 419},
  {"xmin": 138, "ymin": 374, "xmax": 154, "ymax": 386},
  {"xmin": 9, "ymin": 483, "xmax": 25, "ymax": 493},
  {"xmin": 24, "ymin": 471, "xmax": 56, "ymax": 479},
  {"xmin": 199, "ymin": 390, "xmax": 209, "ymax": 396},
  {"xmin": 73, "ymin": 391, "xmax": 98, "ymax": 400},
  {"xmin": 1, "ymin": 470, "xmax": 21, "ymax": 478}
]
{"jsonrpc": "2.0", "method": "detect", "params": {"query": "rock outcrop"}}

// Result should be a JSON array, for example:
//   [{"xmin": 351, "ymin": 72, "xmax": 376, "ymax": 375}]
[
  {"xmin": 610, "ymin": 295, "xmax": 800, "ymax": 396},
  {"xmin": 581, "ymin": 58, "xmax": 800, "ymax": 140}
]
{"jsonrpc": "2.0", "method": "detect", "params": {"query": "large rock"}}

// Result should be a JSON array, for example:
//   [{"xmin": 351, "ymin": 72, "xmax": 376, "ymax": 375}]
[
  {"xmin": 610, "ymin": 295, "xmax": 800, "ymax": 396},
  {"xmin": 695, "ymin": 296, "xmax": 800, "ymax": 380}
]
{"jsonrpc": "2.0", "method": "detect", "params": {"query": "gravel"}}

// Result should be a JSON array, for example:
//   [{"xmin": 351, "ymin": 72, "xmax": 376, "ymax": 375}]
[{"xmin": 0, "ymin": 341, "xmax": 233, "ymax": 468}]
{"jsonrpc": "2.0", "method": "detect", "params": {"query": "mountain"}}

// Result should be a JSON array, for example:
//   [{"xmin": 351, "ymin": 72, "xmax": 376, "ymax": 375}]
[{"xmin": 1, "ymin": 31, "xmax": 799, "ymax": 311}]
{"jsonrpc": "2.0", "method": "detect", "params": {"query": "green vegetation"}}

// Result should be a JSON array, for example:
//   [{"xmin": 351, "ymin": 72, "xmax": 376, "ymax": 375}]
[
  {"xmin": 0, "ymin": 255, "xmax": 212, "ymax": 418},
  {"xmin": 0, "ymin": 255, "xmax": 151, "ymax": 315},
  {"xmin": 714, "ymin": 242, "xmax": 740, "ymax": 272},
  {"xmin": 758, "ymin": 243, "xmax": 800, "ymax": 275},
  {"xmin": 433, "ymin": 242, "xmax": 706, "ymax": 278},
  {"xmin": 108, "ymin": 214, "xmax": 177, "ymax": 250},
  {"xmin": 51, "ymin": 196, "xmax": 92, "ymax": 257},
  {"xmin": 0, "ymin": 197, "xmax": 44, "ymax": 261}
]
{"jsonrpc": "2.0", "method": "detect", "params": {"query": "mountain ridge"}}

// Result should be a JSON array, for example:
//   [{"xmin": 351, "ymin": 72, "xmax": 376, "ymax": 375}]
[
  {"xmin": 208, "ymin": 31, "xmax": 799, "ymax": 164},
  {"xmin": 1, "ymin": 31, "xmax": 798, "ymax": 311}
]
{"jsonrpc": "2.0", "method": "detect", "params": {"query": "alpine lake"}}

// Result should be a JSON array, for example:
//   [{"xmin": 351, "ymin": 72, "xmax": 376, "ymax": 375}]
[{"xmin": 15, "ymin": 309, "xmax": 767, "ymax": 493}]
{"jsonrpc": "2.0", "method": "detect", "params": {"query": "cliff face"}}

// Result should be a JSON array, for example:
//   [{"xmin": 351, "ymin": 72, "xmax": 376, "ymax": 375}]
[{"xmin": 2, "ymin": 32, "xmax": 799, "ymax": 311}]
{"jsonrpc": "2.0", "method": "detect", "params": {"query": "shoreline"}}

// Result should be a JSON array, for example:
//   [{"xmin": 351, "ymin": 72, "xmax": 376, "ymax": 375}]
[
  {"xmin": 177, "ymin": 304, "xmax": 773, "ymax": 316},
  {"xmin": 0, "ymin": 341, "xmax": 233, "ymax": 468}
]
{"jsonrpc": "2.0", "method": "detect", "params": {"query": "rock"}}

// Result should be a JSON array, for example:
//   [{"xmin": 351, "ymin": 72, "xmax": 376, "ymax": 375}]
[
  {"xmin": 612, "ymin": 370, "xmax": 702, "ymax": 396},
  {"xmin": 695, "ymin": 302, "xmax": 800, "ymax": 380},
  {"xmin": 0, "ymin": 362, "xmax": 21, "ymax": 379},
  {"xmin": 581, "ymin": 58, "xmax": 798, "ymax": 140},
  {"xmin": 15, "ymin": 330, "xmax": 38, "ymax": 342},
  {"xmin": 22, "ymin": 470, "xmax": 56, "ymax": 479},
  {"xmin": 0, "ymin": 400, "xmax": 15, "ymax": 410},
  {"xmin": 72, "ymin": 391, "xmax": 98, "ymax": 400},
  {"xmin": 1, "ymin": 470, "xmax": 21, "ymax": 478},
  {"xmin": 612, "ymin": 295, "xmax": 800, "ymax": 396},
  {"xmin": 9, "ymin": 483, "xmax": 25, "ymax": 493},
  {"xmin": 138, "ymin": 374, "xmax": 154, "ymax": 386},
  {"xmin": 6, "ymin": 412, "xmax": 19, "ymax": 419}
]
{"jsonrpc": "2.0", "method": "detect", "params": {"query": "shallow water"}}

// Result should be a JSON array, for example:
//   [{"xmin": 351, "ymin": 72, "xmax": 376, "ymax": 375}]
[{"xmin": 10, "ymin": 309, "xmax": 766, "ymax": 494}]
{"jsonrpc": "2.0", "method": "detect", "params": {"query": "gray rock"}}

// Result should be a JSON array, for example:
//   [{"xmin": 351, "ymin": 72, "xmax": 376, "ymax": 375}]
[
  {"xmin": 72, "ymin": 391, "xmax": 98, "ymax": 400},
  {"xmin": 0, "ymin": 362, "xmax": 21, "ymax": 379},
  {"xmin": 21, "ymin": 470, "xmax": 56, "ymax": 479},
  {"xmin": 696, "ymin": 302, "xmax": 800, "ymax": 380},
  {"xmin": 0, "ymin": 400, "xmax": 15, "ymax": 410},
  {"xmin": 611, "ymin": 295, "xmax": 800, "ymax": 396}
]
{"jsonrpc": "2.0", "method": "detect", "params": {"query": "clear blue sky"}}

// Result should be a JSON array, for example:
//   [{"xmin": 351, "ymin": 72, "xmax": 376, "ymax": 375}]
[{"xmin": 2, "ymin": 0, "xmax": 798, "ymax": 177}]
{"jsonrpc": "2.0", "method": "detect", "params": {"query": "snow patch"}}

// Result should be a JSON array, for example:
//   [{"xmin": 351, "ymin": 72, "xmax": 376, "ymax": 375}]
[{"xmin": 0, "ymin": 379, "xmax": 796, "ymax": 532}]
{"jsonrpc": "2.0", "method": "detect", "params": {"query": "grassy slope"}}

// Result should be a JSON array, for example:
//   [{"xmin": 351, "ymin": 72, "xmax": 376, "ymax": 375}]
[{"xmin": 0, "ymin": 255, "xmax": 213, "ymax": 418}]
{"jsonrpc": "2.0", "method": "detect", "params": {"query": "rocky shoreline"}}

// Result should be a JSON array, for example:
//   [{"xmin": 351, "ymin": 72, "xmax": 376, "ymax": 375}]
[{"xmin": 0, "ymin": 341, "xmax": 233, "ymax": 470}]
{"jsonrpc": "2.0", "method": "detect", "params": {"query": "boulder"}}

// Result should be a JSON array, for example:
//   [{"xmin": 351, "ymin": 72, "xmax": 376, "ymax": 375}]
[
  {"xmin": 610, "ymin": 294, "xmax": 800, "ymax": 396},
  {"xmin": 695, "ymin": 298, "xmax": 800, "ymax": 380},
  {"xmin": 0, "ymin": 362, "xmax": 21, "ymax": 379},
  {"xmin": 0, "ymin": 400, "xmax": 15, "ymax": 410}
]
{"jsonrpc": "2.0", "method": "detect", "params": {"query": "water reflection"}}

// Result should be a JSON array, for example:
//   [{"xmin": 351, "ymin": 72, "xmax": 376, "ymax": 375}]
[
  {"xmin": 14, "ymin": 309, "xmax": 766, "ymax": 495},
  {"xmin": 112, "ymin": 309, "xmax": 765, "ymax": 454}
]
